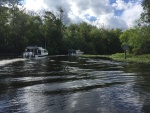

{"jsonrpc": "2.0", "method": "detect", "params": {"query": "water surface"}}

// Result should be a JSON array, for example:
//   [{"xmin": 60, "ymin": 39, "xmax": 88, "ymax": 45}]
[{"xmin": 0, "ymin": 56, "xmax": 150, "ymax": 113}]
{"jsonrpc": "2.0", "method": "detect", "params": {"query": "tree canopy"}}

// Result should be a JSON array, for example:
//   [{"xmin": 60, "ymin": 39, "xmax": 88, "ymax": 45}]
[
  {"xmin": 141, "ymin": 0, "xmax": 150, "ymax": 23},
  {"xmin": 0, "ymin": 1, "xmax": 150, "ymax": 56}
]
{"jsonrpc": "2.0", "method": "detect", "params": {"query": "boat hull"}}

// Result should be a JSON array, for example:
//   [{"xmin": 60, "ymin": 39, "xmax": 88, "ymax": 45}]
[
  {"xmin": 70, "ymin": 52, "xmax": 83, "ymax": 56},
  {"xmin": 34, "ymin": 55, "xmax": 48, "ymax": 59},
  {"xmin": 23, "ymin": 46, "xmax": 48, "ymax": 59},
  {"xmin": 68, "ymin": 49, "xmax": 84, "ymax": 56}
]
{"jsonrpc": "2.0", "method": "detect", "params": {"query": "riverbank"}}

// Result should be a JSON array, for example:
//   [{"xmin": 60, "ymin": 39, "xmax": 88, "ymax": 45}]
[{"xmin": 81, "ymin": 53, "xmax": 150, "ymax": 64}]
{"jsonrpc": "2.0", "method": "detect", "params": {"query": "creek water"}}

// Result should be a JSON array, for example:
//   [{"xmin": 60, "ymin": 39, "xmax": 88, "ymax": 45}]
[{"xmin": 0, "ymin": 56, "xmax": 150, "ymax": 113}]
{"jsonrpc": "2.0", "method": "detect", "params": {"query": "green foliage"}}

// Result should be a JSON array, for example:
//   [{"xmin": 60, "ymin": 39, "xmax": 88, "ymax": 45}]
[
  {"xmin": 141, "ymin": 0, "xmax": 150, "ymax": 23},
  {"xmin": 2, "ymin": 0, "xmax": 150, "ymax": 56},
  {"xmin": 118, "ymin": 0, "xmax": 150, "ymax": 55},
  {"xmin": 0, "ymin": 3, "xmax": 124, "ymax": 55},
  {"xmin": 0, "ymin": 0, "xmax": 150, "ymax": 56},
  {"xmin": 111, "ymin": 53, "xmax": 150, "ymax": 64},
  {"xmin": 82, "ymin": 53, "xmax": 150, "ymax": 64},
  {"xmin": 119, "ymin": 26, "xmax": 150, "ymax": 55},
  {"xmin": 62, "ymin": 23, "xmax": 123, "ymax": 55},
  {"xmin": 0, "ymin": 2, "xmax": 64, "ymax": 55}
]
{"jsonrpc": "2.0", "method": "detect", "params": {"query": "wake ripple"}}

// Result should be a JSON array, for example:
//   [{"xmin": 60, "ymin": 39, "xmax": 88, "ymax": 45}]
[{"xmin": 0, "ymin": 58, "xmax": 26, "ymax": 66}]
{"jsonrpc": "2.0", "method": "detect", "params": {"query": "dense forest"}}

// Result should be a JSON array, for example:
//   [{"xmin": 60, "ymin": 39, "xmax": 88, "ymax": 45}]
[{"xmin": 0, "ymin": 0, "xmax": 150, "ymax": 55}]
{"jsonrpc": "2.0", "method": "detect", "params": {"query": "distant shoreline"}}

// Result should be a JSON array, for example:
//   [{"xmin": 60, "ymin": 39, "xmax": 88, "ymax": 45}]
[{"xmin": 81, "ymin": 53, "xmax": 150, "ymax": 64}]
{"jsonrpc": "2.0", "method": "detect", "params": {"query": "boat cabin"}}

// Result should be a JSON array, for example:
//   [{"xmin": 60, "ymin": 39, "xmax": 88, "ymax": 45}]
[{"xmin": 23, "ymin": 46, "xmax": 48, "ymax": 59}]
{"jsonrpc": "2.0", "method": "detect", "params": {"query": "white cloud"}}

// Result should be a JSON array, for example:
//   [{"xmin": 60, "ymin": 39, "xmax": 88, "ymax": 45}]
[
  {"xmin": 25, "ymin": 0, "xmax": 47, "ymax": 11},
  {"xmin": 93, "ymin": 14, "xmax": 128, "ymax": 30},
  {"xmin": 44, "ymin": 0, "xmax": 71, "ymax": 12},
  {"xmin": 112, "ymin": 0, "xmax": 127, "ymax": 10},
  {"xmin": 24, "ymin": 0, "xmax": 143, "ymax": 30},
  {"xmin": 121, "ymin": 2, "xmax": 143, "ymax": 27}
]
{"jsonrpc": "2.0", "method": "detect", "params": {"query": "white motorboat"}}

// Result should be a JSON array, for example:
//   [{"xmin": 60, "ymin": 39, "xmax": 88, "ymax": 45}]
[
  {"xmin": 23, "ymin": 46, "xmax": 48, "ymax": 59},
  {"xmin": 68, "ymin": 49, "xmax": 84, "ymax": 56}
]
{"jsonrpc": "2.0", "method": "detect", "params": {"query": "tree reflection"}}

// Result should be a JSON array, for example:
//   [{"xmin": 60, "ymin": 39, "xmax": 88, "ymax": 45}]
[{"xmin": 124, "ymin": 63, "xmax": 150, "ymax": 113}]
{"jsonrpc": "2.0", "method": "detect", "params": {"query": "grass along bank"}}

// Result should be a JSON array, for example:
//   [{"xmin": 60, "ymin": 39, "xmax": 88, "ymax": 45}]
[{"xmin": 81, "ymin": 53, "xmax": 150, "ymax": 64}]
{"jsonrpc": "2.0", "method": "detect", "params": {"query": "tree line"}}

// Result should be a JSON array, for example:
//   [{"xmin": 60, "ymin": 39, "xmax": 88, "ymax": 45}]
[
  {"xmin": 120, "ymin": 0, "xmax": 150, "ymax": 55},
  {"xmin": 0, "ymin": 0, "xmax": 149, "ymax": 55}
]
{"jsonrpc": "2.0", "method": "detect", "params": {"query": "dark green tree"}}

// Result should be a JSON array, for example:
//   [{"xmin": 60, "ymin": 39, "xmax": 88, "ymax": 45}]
[
  {"xmin": 0, "ymin": 4, "xmax": 10, "ymax": 54},
  {"xmin": 141, "ymin": 0, "xmax": 150, "ymax": 23},
  {"xmin": 42, "ymin": 11, "xmax": 63, "ymax": 54},
  {"xmin": 119, "ymin": 26, "xmax": 150, "ymax": 54}
]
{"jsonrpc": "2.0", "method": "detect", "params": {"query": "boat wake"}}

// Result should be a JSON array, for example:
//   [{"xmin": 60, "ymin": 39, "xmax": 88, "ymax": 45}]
[{"xmin": 0, "ymin": 58, "xmax": 26, "ymax": 66}]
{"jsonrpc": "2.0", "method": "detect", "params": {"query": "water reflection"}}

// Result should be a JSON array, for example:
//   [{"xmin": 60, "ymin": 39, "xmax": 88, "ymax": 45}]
[{"xmin": 0, "ymin": 56, "xmax": 150, "ymax": 113}]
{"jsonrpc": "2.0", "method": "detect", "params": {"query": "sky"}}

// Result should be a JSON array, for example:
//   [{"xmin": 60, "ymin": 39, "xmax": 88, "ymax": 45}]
[{"xmin": 24, "ymin": 0, "xmax": 143, "ymax": 30}]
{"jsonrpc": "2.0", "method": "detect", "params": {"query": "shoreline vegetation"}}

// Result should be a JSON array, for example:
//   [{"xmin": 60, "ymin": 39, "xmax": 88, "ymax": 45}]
[
  {"xmin": 1, "ymin": 1, "xmax": 150, "ymax": 56},
  {"xmin": 0, "ymin": 53, "xmax": 150, "ymax": 64},
  {"xmin": 81, "ymin": 53, "xmax": 150, "ymax": 64}
]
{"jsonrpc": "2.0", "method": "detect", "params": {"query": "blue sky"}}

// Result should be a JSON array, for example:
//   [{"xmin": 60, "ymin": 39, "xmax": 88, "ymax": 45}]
[
  {"xmin": 24, "ymin": 0, "xmax": 143, "ymax": 30},
  {"xmin": 110, "ymin": 0, "xmax": 130, "ymax": 4}
]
